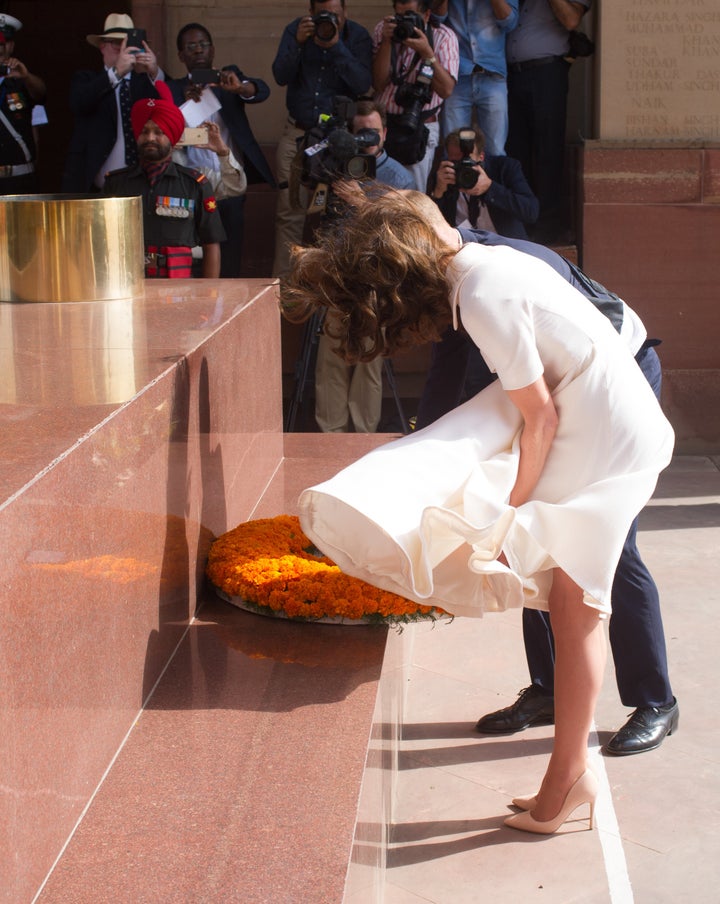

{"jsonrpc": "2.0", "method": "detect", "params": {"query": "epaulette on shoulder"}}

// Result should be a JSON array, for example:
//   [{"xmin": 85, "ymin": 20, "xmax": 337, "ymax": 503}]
[
  {"xmin": 183, "ymin": 167, "xmax": 208, "ymax": 184},
  {"xmin": 105, "ymin": 165, "xmax": 135, "ymax": 178}
]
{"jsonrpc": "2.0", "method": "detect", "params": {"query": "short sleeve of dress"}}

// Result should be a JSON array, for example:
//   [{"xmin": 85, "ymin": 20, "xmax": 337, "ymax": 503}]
[{"xmin": 451, "ymin": 247, "xmax": 545, "ymax": 392}]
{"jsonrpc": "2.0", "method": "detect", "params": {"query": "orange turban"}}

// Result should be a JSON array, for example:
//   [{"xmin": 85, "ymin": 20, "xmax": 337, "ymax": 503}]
[{"xmin": 131, "ymin": 80, "xmax": 185, "ymax": 147}]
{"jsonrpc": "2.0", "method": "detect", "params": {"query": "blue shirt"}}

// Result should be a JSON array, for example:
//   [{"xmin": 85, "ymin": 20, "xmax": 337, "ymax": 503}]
[
  {"xmin": 506, "ymin": 0, "xmax": 591, "ymax": 62},
  {"xmin": 375, "ymin": 150, "xmax": 416, "ymax": 190},
  {"xmin": 272, "ymin": 19, "xmax": 373, "ymax": 128},
  {"xmin": 443, "ymin": 0, "xmax": 519, "ymax": 77}
]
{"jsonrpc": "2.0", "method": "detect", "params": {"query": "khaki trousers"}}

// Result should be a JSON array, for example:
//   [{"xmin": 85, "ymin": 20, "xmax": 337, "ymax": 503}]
[
  {"xmin": 314, "ymin": 327, "xmax": 383, "ymax": 433},
  {"xmin": 272, "ymin": 121, "xmax": 309, "ymax": 278}
]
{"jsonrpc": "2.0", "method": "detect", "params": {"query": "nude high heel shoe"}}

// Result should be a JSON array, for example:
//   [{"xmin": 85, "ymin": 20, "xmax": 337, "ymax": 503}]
[
  {"xmin": 511, "ymin": 793, "xmax": 537, "ymax": 811},
  {"xmin": 505, "ymin": 768, "xmax": 598, "ymax": 834}
]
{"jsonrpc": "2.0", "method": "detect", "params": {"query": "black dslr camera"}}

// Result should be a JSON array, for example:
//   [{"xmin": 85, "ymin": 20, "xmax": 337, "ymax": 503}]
[
  {"xmin": 312, "ymin": 10, "xmax": 339, "ymax": 41},
  {"xmin": 301, "ymin": 97, "xmax": 377, "ymax": 192},
  {"xmin": 453, "ymin": 129, "xmax": 481, "ymax": 190},
  {"xmin": 393, "ymin": 59, "xmax": 434, "ymax": 132},
  {"xmin": 392, "ymin": 10, "xmax": 425, "ymax": 42}
]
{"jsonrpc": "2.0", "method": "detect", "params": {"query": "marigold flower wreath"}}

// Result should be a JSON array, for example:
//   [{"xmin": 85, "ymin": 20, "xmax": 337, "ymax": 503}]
[{"xmin": 206, "ymin": 514, "xmax": 450, "ymax": 627}]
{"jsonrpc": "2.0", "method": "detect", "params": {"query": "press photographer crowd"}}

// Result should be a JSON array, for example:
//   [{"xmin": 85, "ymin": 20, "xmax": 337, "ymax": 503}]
[
  {"xmin": 1, "ymin": 1, "xmax": 593, "ymax": 418},
  {"xmin": 0, "ymin": 0, "xmax": 593, "ymax": 268}
]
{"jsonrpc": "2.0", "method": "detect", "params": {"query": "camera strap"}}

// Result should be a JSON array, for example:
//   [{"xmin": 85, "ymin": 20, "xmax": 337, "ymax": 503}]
[{"xmin": 0, "ymin": 107, "xmax": 32, "ymax": 163}]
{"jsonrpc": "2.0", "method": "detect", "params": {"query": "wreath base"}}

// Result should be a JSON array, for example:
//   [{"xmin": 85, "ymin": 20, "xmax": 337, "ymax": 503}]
[{"xmin": 214, "ymin": 587, "xmax": 450, "ymax": 627}]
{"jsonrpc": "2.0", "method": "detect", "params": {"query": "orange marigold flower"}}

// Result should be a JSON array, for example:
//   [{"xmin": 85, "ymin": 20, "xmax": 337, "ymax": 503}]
[{"xmin": 206, "ymin": 515, "xmax": 450, "ymax": 626}]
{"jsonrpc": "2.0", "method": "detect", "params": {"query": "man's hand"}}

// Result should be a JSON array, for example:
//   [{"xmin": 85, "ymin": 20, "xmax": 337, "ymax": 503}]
[
  {"xmin": 2, "ymin": 56, "xmax": 25, "ymax": 77},
  {"xmin": 184, "ymin": 81, "xmax": 205, "ymax": 102},
  {"xmin": 464, "ymin": 164, "xmax": 492, "ymax": 196},
  {"xmin": 379, "ymin": 15, "xmax": 398, "ymax": 44},
  {"xmin": 296, "ymin": 16, "xmax": 316, "ymax": 45},
  {"xmin": 2, "ymin": 56, "xmax": 46, "ymax": 100},
  {"xmin": 200, "ymin": 121, "xmax": 230, "ymax": 157},
  {"xmin": 219, "ymin": 69, "xmax": 256, "ymax": 98},
  {"xmin": 113, "ymin": 39, "xmax": 138, "ymax": 77},
  {"xmin": 433, "ymin": 159, "xmax": 456, "ymax": 196},
  {"xmin": 131, "ymin": 40, "xmax": 159, "ymax": 78},
  {"xmin": 403, "ymin": 27, "xmax": 433, "ymax": 60}
]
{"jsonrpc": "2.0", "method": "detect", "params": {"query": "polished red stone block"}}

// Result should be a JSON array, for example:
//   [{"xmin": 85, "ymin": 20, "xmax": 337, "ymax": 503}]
[{"xmin": 0, "ymin": 280, "xmax": 284, "ymax": 902}]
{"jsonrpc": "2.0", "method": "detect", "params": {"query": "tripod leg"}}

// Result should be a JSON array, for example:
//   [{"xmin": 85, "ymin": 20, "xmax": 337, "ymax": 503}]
[
  {"xmin": 382, "ymin": 358, "xmax": 410, "ymax": 434},
  {"xmin": 285, "ymin": 311, "xmax": 322, "ymax": 432}
]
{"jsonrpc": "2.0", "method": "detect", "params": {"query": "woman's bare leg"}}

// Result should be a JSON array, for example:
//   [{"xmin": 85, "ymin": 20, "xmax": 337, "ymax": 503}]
[{"xmin": 531, "ymin": 568, "xmax": 607, "ymax": 821}]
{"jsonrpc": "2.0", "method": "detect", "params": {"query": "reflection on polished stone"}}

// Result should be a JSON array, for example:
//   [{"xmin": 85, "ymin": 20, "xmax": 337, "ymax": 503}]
[
  {"xmin": 0, "ymin": 194, "xmax": 144, "ymax": 303},
  {"xmin": 0, "ymin": 299, "xmax": 148, "ymax": 405}
]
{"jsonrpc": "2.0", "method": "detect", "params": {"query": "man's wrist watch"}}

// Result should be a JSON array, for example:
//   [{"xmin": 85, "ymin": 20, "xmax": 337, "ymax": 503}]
[{"xmin": 425, "ymin": 55, "xmax": 437, "ymax": 66}]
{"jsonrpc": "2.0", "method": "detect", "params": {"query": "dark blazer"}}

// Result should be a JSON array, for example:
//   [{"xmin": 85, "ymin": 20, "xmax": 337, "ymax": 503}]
[
  {"xmin": 62, "ymin": 70, "xmax": 160, "ymax": 193},
  {"xmin": 432, "ymin": 154, "xmax": 539, "ymax": 240},
  {"xmin": 167, "ymin": 67, "xmax": 275, "ymax": 187}
]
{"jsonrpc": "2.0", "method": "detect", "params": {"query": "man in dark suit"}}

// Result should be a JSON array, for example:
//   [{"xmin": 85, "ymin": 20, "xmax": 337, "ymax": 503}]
[
  {"xmin": 167, "ymin": 22, "xmax": 275, "ymax": 277},
  {"xmin": 429, "ymin": 125, "xmax": 538, "ymax": 239},
  {"xmin": 62, "ymin": 13, "xmax": 162, "ymax": 193}
]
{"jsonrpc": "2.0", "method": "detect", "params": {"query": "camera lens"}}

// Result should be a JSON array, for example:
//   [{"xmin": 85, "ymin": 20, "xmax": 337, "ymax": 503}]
[
  {"xmin": 455, "ymin": 162, "xmax": 480, "ymax": 190},
  {"xmin": 313, "ymin": 12, "xmax": 338, "ymax": 41},
  {"xmin": 346, "ymin": 156, "xmax": 373, "ymax": 179}
]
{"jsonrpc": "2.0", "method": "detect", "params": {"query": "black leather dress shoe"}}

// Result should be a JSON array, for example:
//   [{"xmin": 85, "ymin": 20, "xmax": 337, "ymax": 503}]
[
  {"xmin": 604, "ymin": 698, "xmax": 679, "ymax": 756},
  {"xmin": 475, "ymin": 684, "xmax": 555, "ymax": 734}
]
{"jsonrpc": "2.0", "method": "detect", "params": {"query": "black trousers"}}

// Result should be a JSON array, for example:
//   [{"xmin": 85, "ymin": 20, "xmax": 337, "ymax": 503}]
[
  {"xmin": 416, "ymin": 330, "xmax": 674, "ymax": 709},
  {"xmin": 506, "ymin": 58, "xmax": 570, "ymax": 237},
  {"xmin": 217, "ymin": 194, "xmax": 246, "ymax": 278}
]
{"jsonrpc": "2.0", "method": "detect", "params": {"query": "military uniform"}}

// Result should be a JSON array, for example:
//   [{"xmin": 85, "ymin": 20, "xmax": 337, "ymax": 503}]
[
  {"xmin": 104, "ymin": 161, "xmax": 226, "ymax": 277},
  {"xmin": 0, "ymin": 75, "xmax": 37, "ymax": 193}
]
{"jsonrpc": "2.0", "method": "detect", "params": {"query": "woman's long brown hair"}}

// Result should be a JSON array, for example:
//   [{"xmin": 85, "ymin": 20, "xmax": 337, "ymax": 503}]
[{"xmin": 280, "ymin": 191, "xmax": 457, "ymax": 363}]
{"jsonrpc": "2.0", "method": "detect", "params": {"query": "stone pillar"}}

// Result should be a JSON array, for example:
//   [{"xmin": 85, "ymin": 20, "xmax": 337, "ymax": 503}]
[
  {"xmin": 596, "ymin": 1, "xmax": 720, "ymax": 141},
  {"xmin": 581, "ymin": 0, "xmax": 720, "ymax": 452}
]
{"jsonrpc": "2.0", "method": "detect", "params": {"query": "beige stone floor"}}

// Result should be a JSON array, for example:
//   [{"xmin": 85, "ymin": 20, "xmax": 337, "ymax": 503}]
[{"xmin": 385, "ymin": 454, "xmax": 720, "ymax": 904}]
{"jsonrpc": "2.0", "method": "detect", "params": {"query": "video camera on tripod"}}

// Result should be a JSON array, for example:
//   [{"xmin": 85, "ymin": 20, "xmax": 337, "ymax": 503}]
[{"xmin": 301, "ymin": 97, "xmax": 378, "ymax": 213}]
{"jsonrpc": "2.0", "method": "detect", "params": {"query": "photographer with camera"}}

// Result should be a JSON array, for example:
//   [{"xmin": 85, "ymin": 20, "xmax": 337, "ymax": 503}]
[
  {"xmin": 305, "ymin": 99, "xmax": 413, "ymax": 434},
  {"xmin": 0, "ymin": 14, "xmax": 45, "ymax": 195},
  {"xmin": 167, "ymin": 22, "xmax": 275, "ymax": 277},
  {"xmin": 272, "ymin": 0, "xmax": 372, "ymax": 277},
  {"xmin": 62, "ymin": 13, "xmax": 163, "ymax": 193},
  {"xmin": 430, "ymin": 126, "xmax": 538, "ymax": 239},
  {"xmin": 372, "ymin": 0, "xmax": 458, "ymax": 192}
]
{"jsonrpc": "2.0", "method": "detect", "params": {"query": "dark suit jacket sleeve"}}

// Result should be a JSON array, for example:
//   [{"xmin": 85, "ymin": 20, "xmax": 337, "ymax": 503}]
[
  {"xmin": 330, "ymin": 24, "xmax": 373, "ymax": 97},
  {"xmin": 222, "ymin": 65, "xmax": 270, "ymax": 103},
  {"xmin": 483, "ymin": 156, "xmax": 539, "ymax": 226},
  {"xmin": 69, "ymin": 70, "xmax": 117, "ymax": 115},
  {"xmin": 272, "ymin": 21, "xmax": 302, "ymax": 86}
]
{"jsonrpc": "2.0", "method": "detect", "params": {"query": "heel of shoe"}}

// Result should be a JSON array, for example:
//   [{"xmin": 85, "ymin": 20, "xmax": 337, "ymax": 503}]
[{"xmin": 505, "ymin": 768, "xmax": 598, "ymax": 835}]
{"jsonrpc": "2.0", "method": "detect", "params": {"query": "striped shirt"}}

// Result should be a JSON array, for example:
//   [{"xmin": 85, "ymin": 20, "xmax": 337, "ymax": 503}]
[{"xmin": 372, "ymin": 21, "xmax": 459, "ymax": 116}]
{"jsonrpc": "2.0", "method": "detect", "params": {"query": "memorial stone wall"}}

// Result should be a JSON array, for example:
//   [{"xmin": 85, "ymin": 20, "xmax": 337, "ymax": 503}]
[{"xmin": 597, "ymin": 0, "xmax": 720, "ymax": 141}]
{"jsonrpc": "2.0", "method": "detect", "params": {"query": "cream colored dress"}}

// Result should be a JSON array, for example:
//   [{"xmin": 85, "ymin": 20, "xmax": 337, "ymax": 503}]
[{"xmin": 298, "ymin": 244, "xmax": 675, "ymax": 617}]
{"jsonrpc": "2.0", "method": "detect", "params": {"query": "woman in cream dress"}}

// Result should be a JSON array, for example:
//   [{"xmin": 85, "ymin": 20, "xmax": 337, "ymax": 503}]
[{"xmin": 281, "ymin": 191, "xmax": 674, "ymax": 834}]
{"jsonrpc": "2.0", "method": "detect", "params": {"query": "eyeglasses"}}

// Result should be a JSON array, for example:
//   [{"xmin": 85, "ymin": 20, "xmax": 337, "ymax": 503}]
[{"xmin": 184, "ymin": 41, "xmax": 212, "ymax": 52}]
